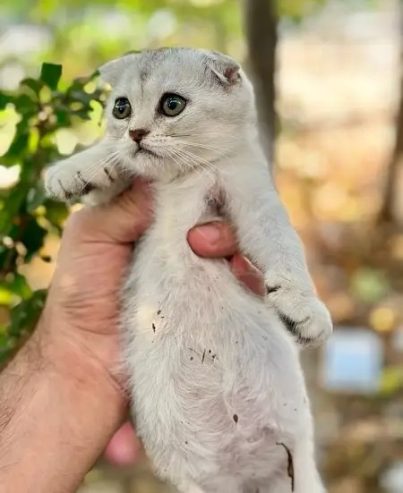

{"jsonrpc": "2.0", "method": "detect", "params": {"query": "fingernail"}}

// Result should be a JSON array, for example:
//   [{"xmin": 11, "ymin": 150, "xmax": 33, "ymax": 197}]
[
  {"xmin": 230, "ymin": 254, "xmax": 246, "ymax": 274},
  {"xmin": 195, "ymin": 224, "xmax": 221, "ymax": 245}
]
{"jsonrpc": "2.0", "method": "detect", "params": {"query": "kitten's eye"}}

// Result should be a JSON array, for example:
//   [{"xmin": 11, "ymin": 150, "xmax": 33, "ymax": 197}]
[
  {"xmin": 160, "ymin": 93, "xmax": 186, "ymax": 117},
  {"xmin": 113, "ymin": 97, "xmax": 131, "ymax": 119}
]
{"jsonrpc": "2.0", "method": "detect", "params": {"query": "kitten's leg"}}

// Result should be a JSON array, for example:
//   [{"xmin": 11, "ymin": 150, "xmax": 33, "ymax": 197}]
[
  {"xmin": 251, "ymin": 442, "xmax": 324, "ymax": 493},
  {"xmin": 175, "ymin": 479, "xmax": 206, "ymax": 493},
  {"xmin": 173, "ymin": 474, "xmax": 243, "ymax": 493},
  {"xmin": 197, "ymin": 477, "xmax": 243, "ymax": 493},
  {"xmin": 250, "ymin": 478, "xmax": 293, "ymax": 493},
  {"xmin": 45, "ymin": 141, "xmax": 129, "ymax": 205},
  {"xmin": 223, "ymin": 166, "xmax": 332, "ymax": 345},
  {"xmin": 170, "ymin": 469, "xmax": 243, "ymax": 493},
  {"xmin": 292, "ymin": 439, "xmax": 326, "ymax": 493},
  {"xmin": 274, "ymin": 432, "xmax": 325, "ymax": 493}
]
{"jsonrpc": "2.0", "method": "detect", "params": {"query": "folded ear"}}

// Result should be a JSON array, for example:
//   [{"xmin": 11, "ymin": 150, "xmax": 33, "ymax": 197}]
[
  {"xmin": 205, "ymin": 51, "xmax": 241, "ymax": 87},
  {"xmin": 98, "ymin": 53, "xmax": 139, "ymax": 86}
]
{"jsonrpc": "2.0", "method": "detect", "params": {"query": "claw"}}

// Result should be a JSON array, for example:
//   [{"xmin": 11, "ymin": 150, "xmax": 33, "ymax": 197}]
[
  {"xmin": 278, "ymin": 312, "xmax": 309, "ymax": 335},
  {"xmin": 58, "ymin": 179, "xmax": 73, "ymax": 200},
  {"xmin": 277, "ymin": 312, "xmax": 321, "ymax": 345},
  {"xmin": 77, "ymin": 171, "xmax": 96, "ymax": 195},
  {"xmin": 104, "ymin": 167, "xmax": 115, "ymax": 182}
]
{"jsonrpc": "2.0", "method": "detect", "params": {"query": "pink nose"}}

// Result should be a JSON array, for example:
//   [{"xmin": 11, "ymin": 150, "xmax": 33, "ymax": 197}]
[{"xmin": 129, "ymin": 128, "xmax": 150, "ymax": 143}]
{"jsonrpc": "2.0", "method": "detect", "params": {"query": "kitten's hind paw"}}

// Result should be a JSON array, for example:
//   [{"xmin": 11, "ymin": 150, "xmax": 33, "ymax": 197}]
[{"xmin": 267, "ymin": 287, "xmax": 333, "ymax": 346}]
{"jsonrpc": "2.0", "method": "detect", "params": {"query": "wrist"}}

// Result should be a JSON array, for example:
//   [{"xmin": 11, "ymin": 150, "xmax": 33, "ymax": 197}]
[
  {"xmin": 38, "ymin": 305, "xmax": 126, "ymax": 397},
  {"xmin": 0, "ymin": 316, "xmax": 127, "ymax": 493},
  {"xmin": 34, "ymin": 310, "xmax": 129, "ymax": 446}
]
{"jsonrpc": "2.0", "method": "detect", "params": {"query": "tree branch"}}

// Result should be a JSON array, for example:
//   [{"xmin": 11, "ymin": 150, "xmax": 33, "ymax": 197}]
[
  {"xmin": 378, "ymin": 9, "xmax": 403, "ymax": 225},
  {"xmin": 244, "ymin": 0, "xmax": 278, "ymax": 166}
]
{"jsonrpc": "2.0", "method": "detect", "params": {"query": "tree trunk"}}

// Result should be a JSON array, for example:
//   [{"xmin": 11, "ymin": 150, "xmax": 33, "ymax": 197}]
[
  {"xmin": 378, "ymin": 17, "xmax": 403, "ymax": 225},
  {"xmin": 243, "ymin": 0, "xmax": 278, "ymax": 167}
]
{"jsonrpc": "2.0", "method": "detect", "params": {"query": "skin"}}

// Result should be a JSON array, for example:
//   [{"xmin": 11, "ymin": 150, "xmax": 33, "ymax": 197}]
[{"xmin": 0, "ymin": 180, "xmax": 264, "ymax": 493}]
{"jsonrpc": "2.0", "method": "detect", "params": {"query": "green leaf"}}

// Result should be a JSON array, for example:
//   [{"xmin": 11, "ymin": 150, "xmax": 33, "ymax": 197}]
[
  {"xmin": 20, "ymin": 78, "xmax": 44, "ymax": 97},
  {"xmin": 0, "ymin": 272, "xmax": 32, "ymax": 300},
  {"xmin": 11, "ymin": 273, "xmax": 32, "ymax": 299},
  {"xmin": 0, "ymin": 286, "xmax": 13, "ymax": 305},
  {"xmin": 0, "ymin": 91, "xmax": 13, "ymax": 110},
  {"xmin": 14, "ymin": 94, "xmax": 38, "ymax": 116},
  {"xmin": 0, "ymin": 246, "xmax": 18, "ymax": 275},
  {"xmin": 0, "ymin": 333, "xmax": 16, "ymax": 366},
  {"xmin": 68, "ymin": 90, "xmax": 93, "ymax": 106},
  {"xmin": 40, "ymin": 63, "xmax": 62, "ymax": 90},
  {"xmin": 9, "ymin": 289, "xmax": 47, "ymax": 338},
  {"xmin": 26, "ymin": 186, "xmax": 47, "ymax": 213},
  {"xmin": 54, "ymin": 106, "xmax": 71, "ymax": 126},
  {"xmin": 44, "ymin": 200, "xmax": 69, "ymax": 227},
  {"xmin": 0, "ymin": 187, "xmax": 26, "ymax": 234},
  {"xmin": 72, "ymin": 109, "xmax": 92, "ymax": 120},
  {"xmin": 4, "ymin": 130, "xmax": 29, "ymax": 161},
  {"xmin": 20, "ymin": 217, "xmax": 47, "ymax": 260}
]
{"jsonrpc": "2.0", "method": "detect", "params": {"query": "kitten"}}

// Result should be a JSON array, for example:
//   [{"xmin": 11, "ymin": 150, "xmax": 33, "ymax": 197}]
[{"xmin": 45, "ymin": 48, "xmax": 332, "ymax": 493}]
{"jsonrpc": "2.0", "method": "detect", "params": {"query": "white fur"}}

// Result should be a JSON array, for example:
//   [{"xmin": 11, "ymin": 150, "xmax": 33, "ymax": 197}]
[{"xmin": 45, "ymin": 48, "xmax": 332, "ymax": 493}]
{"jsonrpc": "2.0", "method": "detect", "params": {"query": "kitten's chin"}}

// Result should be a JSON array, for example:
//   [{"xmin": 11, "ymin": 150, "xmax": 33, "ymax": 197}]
[
  {"xmin": 122, "ymin": 148, "xmax": 219, "ymax": 182},
  {"xmin": 122, "ymin": 152, "xmax": 168, "ymax": 180}
]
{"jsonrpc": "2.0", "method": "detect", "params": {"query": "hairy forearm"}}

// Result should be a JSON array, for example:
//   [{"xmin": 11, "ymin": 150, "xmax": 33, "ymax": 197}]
[{"xmin": 0, "ymin": 318, "xmax": 127, "ymax": 493}]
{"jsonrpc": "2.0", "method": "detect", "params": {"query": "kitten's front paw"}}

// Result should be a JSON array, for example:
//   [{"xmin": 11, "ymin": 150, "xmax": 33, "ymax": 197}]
[
  {"xmin": 45, "ymin": 161, "xmax": 118, "ymax": 202},
  {"xmin": 267, "ymin": 285, "xmax": 333, "ymax": 346},
  {"xmin": 45, "ymin": 165, "xmax": 88, "ymax": 201}
]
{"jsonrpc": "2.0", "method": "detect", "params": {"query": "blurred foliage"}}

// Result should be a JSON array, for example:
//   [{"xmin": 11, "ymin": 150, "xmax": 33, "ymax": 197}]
[
  {"xmin": 0, "ymin": 0, "xmax": 333, "ymax": 83},
  {"xmin": 0, "ymin": 63, "xmax": 105, "ymax": 364}
]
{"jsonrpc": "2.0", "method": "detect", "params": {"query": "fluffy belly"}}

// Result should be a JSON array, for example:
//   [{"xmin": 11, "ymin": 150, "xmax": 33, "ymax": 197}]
[
  {"xmin": 122, "ymin": 235, "xmax": 308, "ymax": 485},
  {"xmin": 128, "ymin": 311, "xmax": 305, "ymax": 483}
]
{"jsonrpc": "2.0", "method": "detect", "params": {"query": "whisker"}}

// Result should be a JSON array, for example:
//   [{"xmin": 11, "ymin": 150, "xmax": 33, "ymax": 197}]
[{"xmin": 168, "ymin": 147, "xmax": 217, "ymax": 183}]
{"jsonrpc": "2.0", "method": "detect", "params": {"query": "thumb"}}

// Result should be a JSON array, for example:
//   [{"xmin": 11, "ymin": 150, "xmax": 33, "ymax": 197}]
[{"xmin": 64, "ymin": 179, "xmax": 154, "ymax": 245}]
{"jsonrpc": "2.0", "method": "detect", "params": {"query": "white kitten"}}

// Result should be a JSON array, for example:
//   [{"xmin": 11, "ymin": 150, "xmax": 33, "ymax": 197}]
[{"xmin": 45, "ymin": 48, "xmax": 332, "ymax": 493}]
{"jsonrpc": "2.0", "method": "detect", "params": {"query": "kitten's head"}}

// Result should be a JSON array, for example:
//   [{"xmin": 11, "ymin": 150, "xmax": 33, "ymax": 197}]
[{"xmin": 99, "ymin": 48, "xmax": 256, "ymax": 180}]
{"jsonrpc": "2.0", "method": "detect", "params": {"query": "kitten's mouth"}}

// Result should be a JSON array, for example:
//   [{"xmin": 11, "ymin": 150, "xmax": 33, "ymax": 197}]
[{"xmin": 134, "ymin": 144, "xmax": 160, "ymax": 159}]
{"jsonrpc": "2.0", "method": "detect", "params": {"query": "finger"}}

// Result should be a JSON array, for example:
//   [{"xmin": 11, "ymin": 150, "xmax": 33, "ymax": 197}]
[
  {"xmin": 64, "ymin": 179, "xmax": 154, "ymax": 244},
  {"xmin": 187, "ymin": 222, "xmax": 238, "ymax": 258},
  {"xmin": 230, "ymin": 254, "xmax": 266, "ymax": 296},
  {"xmin": 104, "ymin": 421, "xmax": 142, "ymax": 466}
]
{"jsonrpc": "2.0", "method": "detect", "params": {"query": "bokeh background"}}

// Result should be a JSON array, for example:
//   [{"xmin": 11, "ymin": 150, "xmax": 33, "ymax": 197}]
[{"xmin": 0, "ymin": 1, "xmax": 402, "ymax": 492}]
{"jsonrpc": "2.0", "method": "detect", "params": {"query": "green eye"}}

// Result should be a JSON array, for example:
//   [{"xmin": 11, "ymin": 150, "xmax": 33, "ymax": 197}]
[
  {"xmin": 112, "ymin": 97, "xmax": 131, "ymax": 119},
  {"xmin": 160, "ymin": 93, "xmax": 186, "ymax": 117}
]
